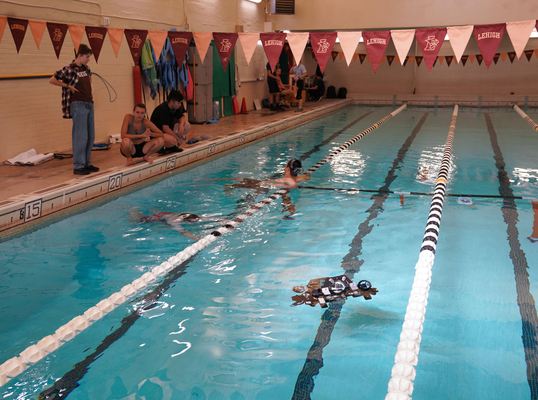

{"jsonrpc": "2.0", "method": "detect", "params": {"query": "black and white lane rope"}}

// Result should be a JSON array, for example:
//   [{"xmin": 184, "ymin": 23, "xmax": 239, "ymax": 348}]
[
  {"xmin": 514, "ymin": 104, "xmax": 538, "ymax": 132},
  {"xmin": 386, "ymin": 105, "xmax": 459, "ymax": 400},
  {"xmin": 0, "ymin": 105, "xmax": 407, "ymax": 387}
]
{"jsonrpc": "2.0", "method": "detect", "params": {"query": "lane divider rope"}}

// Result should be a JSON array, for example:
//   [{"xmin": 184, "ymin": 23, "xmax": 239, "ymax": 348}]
[
  {"xmin": 385, "ymin": 105, "xmax": 459, "ymax": 400},
  {"xmin": 513, "ymin": 104, "xmax": 538, "ymax": 132},
  {"xmin": 0, "ymin": 104, "xmax": 407, "ymax": 388}
]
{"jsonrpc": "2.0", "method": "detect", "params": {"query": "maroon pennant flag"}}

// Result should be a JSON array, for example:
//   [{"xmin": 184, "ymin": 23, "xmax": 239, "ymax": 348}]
[
  {"xmin": 362, "ymin": 31, "xmax": 391, "ymax": 73},
  {"xmin": 508, "ymin": 51, "xmax": 516, "ymax": 63},
  {"xmin": 309, "ymin": 32, "xmax": 337, "ymax": 74},
  {"xmin": 403, "ymin": 56, "xmax": 409, "ymax": 66},
  {"xmin": 446, "ymin": 55, "xmax": 453, "ymax": 66},
  {"xmin": 415, "ymin": 28, "xmax": 446, "ymax": 72},
  {"xmin": 387, "ymin": 55, "xmax": 394, "ymax": 66},
  {"xmin": 473, "ymin": 24, "xmax": 506, "ymax": 69},
  {"xmin": 213, "ymin": 32, "xmax": 238, "ymax": 72},
  {"xmin": 476, "ymin": 54, "xmax": 483, "ymax": 65},
  {"xmin": 461, "ymin": 55, "xmax": 468, "ymax": 66},
  {"xmin": 8, "ymin": 17, "xmax": 28, "ymax": 53},
  {"xmin": 168, "ymin": 31, "xmax": 193, "ymax": 65},
  {"xmin": 493, "ymin": 53, "xmax": 500, "ymax": 64},
  {"xmin": 525, "ymin": 50, "xmax": 534, "ymax": 61},
  {"xmin": 416, "ymin": 56, "xmax": 423, "ymax": 67},
  {"xmin": 331, "ymin": 51, "xmax": 338, "ymax": 61},
  {"xmin": 124, "ymin": 29, "xmax": 148, "ymax": 64},
  {"xmin": 260, "ymin": 32, "xmax": 285, "ymax": 72},
  {"xmin": 85, "ymin": 26, "xmax": 107, "ymax": 63},
  {"xmin": 359, "ymin": 53, "xmax": 366, "ymax": 64},
  {"xmin": 47, "ymin": 23, "xmax": 68, "ymax": 59}
]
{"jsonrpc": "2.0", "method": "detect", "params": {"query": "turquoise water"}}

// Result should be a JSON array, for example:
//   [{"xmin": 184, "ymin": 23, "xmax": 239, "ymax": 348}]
[{"xmin": 1, "ymin": 106, "xmax": 538, "ymax": 399}]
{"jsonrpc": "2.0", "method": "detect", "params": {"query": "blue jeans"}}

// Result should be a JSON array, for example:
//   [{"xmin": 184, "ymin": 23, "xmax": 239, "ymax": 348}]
[{"xmin": 71, "ymin": 101, "xmax": 95, "ymax": 169}]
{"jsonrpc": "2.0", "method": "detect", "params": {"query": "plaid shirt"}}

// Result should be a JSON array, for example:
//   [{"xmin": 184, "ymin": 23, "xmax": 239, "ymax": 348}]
[{"xmin": 53, "ymin": 61, "xmax": 92, "ymax": 119}]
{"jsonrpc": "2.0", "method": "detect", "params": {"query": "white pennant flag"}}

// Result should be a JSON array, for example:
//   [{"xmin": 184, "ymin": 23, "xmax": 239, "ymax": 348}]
[
  {"xmin": 447, "ymin": 25, "xmax": 473, "ymax": 62},
  {"xmin": 506, "ymin": 20, "xmax": 535, "ymax": 59},
  {"xmin": 390, "ymin": 29, "xmax": 415, "ymax": 65},
  {"xmin": 238, "ymin": 32, "xmax": 259, "ymax": 65},
  {"xmin": 287, "ymin": 32, "xmax": 309, "ymax": 64},
  {"xmin": 337, "ymin": 31, "xmax": 361, "ymax": 66}
]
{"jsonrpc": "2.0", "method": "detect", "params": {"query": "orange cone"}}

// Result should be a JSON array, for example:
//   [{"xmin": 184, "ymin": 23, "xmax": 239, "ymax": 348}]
[
  {"xmin": 232, "ymin": 97, "xmax": 240, "ymax": 115},
  {"xmin": 240, "ymin": 97, "xmax": 248, "ymax": 114}
]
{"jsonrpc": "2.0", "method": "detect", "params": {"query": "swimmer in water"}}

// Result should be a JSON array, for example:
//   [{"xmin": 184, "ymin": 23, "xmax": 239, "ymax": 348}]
[{"xmin": 135, "ymin": 211, "xmax": 226, "ymax": 239}]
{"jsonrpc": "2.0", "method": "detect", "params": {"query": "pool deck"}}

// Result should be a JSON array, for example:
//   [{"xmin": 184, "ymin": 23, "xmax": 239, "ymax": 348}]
[{"xmin": 0, "ymin": 99, "xmax": 353, "ymax": 238}]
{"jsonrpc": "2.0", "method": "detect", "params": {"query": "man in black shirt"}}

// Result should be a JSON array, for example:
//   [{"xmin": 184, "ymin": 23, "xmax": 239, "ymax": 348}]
[{"xmin": 150, "ymin": 90, "xmax": 191, "ymax": 153}]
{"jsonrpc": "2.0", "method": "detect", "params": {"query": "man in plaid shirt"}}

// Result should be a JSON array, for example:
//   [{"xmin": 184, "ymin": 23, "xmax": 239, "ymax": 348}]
[{"xmin": 49, "ymin": 44, "xmax": 99, "ymax": 175}]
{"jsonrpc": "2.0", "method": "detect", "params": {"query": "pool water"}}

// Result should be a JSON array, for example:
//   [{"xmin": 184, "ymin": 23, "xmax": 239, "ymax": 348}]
[{"xmin": 1, "ymin": 105, "xmax": 538, "ymax": 399}]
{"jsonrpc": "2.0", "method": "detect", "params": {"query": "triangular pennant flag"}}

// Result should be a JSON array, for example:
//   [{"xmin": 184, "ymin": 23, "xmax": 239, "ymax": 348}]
[
  {"xmin": 331, "ymin": 51, "xmax": 338, "ymax": 61},
  {"xmin": 408, "ymin": 56, "xmax": 415, "ymax": 65},
  {"xmin": 474, "ymin": 23, "xmax": 506, "ymax": 69},
  {"xmin": 415, "ymin": 56, "xmax": 423, "ymax": 66},
  {"xmin": 446, "ymin": 55, "xmax": 453, "ymax": 66},
  {"xmin": 148, "ymin": 30, "xmax": 168, "ymax": 62},
  {"xmin": 438, "ymin": 56, "xmax": 445, "ymax": 65},
  {"xmin": 0, "ymin": 16, "xmax": 6, "ymax": 44},
  {"xmin": 387, "ymin": 55, "xmax": 394, "ymax": 66},
  {"xmin": 238, "ymin": 32, "xmax": 259, "ymax": 65},
  {"xmin": 47, "ymin": 23, "xmax": 68, "ymax": 59},
  {"xmin": 287, "ymin": 32, "xmax": 309, "ymax": 64},
  {"xmin": 337, "ymin": 31, "xmax": 361, "ymax": 66},
  {"xmin": 403, "ymin": 56, "xmax": 409, "ymax": 66},
  {"xmin": 168, "ymin": 31, "xmax": 193, "ymax": 65},
  {"xmin": 213, "ymin": 32, "xmax": 238, "ymax": 72},
  {"xmin": 310, "ymin": 32, "xmax": 337, "ymax": 74},
  {"xmin": 381, "ymin": 55, "xmax": 386, "ymax": 64},
  {"xmin": 260, "ymin": 32, "xmax": 286, "ymax": 71},
  {"xmin": 534, "ymin": 49, "xmax": 538, "ymax": 58},
  {"xmin": 508, "ymin": 51, "xmax": 516, "ymax": 63},
  {"xmin": 506, "ymin": 20, "xmax": 535, "ymax": 59},
  {"xmin": 395, "ymin": 56, "xmax": 400, "ymax": 64},
  {"xmin": 390, "ymin": 29, "xmax": 415, "ymax": 65},
  {"xmin": 352, "ymin": 53, "xmax": 358, "ymax": 62},
  {"xmin": 28, "ymin": 20, "xmax": 46, "ymax": 49},
  {"xmin": 359, "ymin": 53, "xmax": 366, "ymax": 64},
  {"xmin": 447, "ymin": 25, "xmax": 473, "ymax": 63},
  {"xmin": 8, "ymin": 18, "xmax": 28, "ymax": 53},
  {"xmin": 85, "ymin": 26, "xmax": 107, "ymax": 62},
  {"xmin": 500, "ymin": 52, "xmax": 507, "ymax": 61},
  {"xmin": 469, "ymin": 54, "xmax": 476, "ymax": 64},
  {"xmin": 124, "ymin": 29, "xmax": 148, "ymax": 64},
  {"xmin": 416, "ymin": 28, "xmax": 446, "ymax": 71},
  {"xmin": 476, "ymin": 54, "xmax": 483, "ymax": 65},
  {"xmin": 461, "ymin": 55, "xmax": 468, "ymax": 66},
  {"xmin": 525, "ymin": 50, "xmax": 534, "ymax": 61},
  {"xmin": 68, "ymin": 24, "xmax": 84, "ymax": 53},
  {"xmin": 107, "ymin": 27, "xmax": 124, "ymax": 57},
  {"xmin": 192, "ymin": 32, "xmax": 213, "ymax": 64},
  {"xmin": 338, "ymin": 52, "xmax": 344, "ymax": 60},
  {"xmin": 493, "ymin": 53, "xmax": 500, "ymax": 64},
  {"xmin": 362, "ymin": 30, "xmax": 391, "ymax": 72}
]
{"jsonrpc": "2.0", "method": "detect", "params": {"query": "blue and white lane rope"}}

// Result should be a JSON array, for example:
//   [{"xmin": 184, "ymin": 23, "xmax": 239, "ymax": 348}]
[
  {"xmin": 513, "ymin": 104, "xmax": 538, "ymax": 132},
  {"xmin": 386, "ymin": 105, "xmax": 459, "ymax": 400},
  {"xmin": 0, "ymin": 105, "xmax": 407, "ymax": 388}
]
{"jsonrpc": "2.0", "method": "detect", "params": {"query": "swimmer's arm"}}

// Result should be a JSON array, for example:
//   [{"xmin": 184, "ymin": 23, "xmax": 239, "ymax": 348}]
[{"xmin": 297, "ymin": 174, "xmax": 310, "ymax": 182}]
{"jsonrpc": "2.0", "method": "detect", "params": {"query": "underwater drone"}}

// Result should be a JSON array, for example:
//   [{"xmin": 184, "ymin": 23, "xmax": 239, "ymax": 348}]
[{"xmin": 292, "ymin": 274, "xmax": 378, "ymax": 308}]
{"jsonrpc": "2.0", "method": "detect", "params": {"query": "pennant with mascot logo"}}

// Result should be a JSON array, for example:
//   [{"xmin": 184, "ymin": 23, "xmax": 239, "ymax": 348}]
[
  {"xmin": 168, "ymin": 31, "xmax": 193, "ymax": 65},
  {"xmin": 362, "ymin": 30, "xmax": 391, "ymax": 73},
  {"xmin": 309, "ymin": 32, "xmax": 337, "ymax": 74},
  {"xmin": 238, "ymin": 33, "xmax": 259, "ymax": 65},
  {"xmin": 8, "ymin": 17, "xmax": 28, "ymax": 53},
  {"xmin": 47, "ymin": 23, "xmax": 68, "ymax": 59},
  {"xmin": 213, "ymin": 32, "xmax": 238, "ymax": 72},
  {"xmin": 85, "ymin": 26, "xmax": 107, "ymax": 63},
  {"xmin": 124, "ymin": 29, "xmax": 148, "ymax": 64},
  {"xmin": 416, "ymin": 28, "xmax": 446, "ymax": 71},
  {"xmin": 473, "ymin": 24, "xmax": 506, "ymax": 69},
  {"xmin": 260, "ymin": 32, "xmax": 286, "ymax": 72}
]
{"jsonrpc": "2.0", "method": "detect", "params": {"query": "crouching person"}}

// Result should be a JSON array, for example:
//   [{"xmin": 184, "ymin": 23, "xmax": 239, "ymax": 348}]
[{"xmin": 120, "ymin": 103, "xmax": 164, "ymax": 165}]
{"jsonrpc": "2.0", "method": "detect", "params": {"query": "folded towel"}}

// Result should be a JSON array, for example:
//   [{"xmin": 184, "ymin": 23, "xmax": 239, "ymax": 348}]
[{"xmin": 5, "ymin": 149, "xmax": 54, "ymax": 166}]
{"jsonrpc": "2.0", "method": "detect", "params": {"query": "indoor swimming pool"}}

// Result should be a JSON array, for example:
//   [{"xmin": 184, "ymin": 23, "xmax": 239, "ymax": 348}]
[{"xmin": 1, "ymin": 105, "xmax": 538, "ymax": 399}]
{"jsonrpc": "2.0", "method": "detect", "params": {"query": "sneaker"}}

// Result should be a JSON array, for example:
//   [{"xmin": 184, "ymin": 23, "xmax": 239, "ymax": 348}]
[
  {"xmin": 85, "ymin": 165, "xmax": 99, "ymax": 172},
  {"xmin": 295, "ymin": 107, "xmax": 303, "ymax": 112},
  {"xmin": 74, "ymin": 168, "xmax": 90, "ymax": 175}
]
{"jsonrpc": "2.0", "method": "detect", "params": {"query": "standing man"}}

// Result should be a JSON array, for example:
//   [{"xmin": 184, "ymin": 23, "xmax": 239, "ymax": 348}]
[
  {"xmin": 293, "ymin": 61, "xmax": 307, "ymax": 112},
  {"xmin": 266, "ymin": 62, "xmax": 283, "ymax": 112},
  {"xmin": 150, "ymin": 90, "xmax": 190, "ymax": 154},
  {"xmin": 49, "ymin": 44, "xmax": 99, "ymax": 175}
]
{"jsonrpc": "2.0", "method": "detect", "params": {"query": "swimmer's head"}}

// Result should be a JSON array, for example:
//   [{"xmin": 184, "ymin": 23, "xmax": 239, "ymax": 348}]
[
  {"xmin": 178, "ymin": 213, "xmax": 201, "ymax": 223},
  {"xmin": 286, "ymin": 159, "xmax": 303, "ymax": 177}
]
